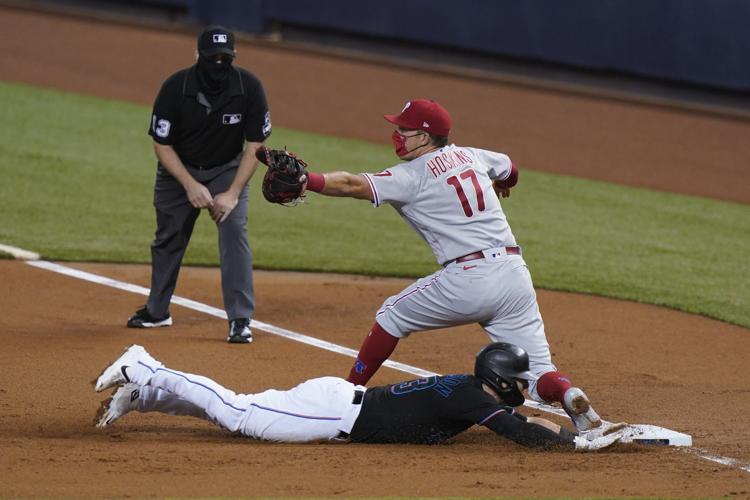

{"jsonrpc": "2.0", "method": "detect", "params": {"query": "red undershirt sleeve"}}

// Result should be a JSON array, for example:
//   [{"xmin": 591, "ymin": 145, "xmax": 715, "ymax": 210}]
[{"xmin": 494, "ymin": 163, "xmax": 518, "ymax": 189}]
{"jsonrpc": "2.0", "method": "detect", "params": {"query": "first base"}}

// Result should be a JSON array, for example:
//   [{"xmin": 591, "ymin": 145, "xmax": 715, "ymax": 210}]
[{"xmin": 620, "ymin": 424, "xmax": 692, "ymax": 446}]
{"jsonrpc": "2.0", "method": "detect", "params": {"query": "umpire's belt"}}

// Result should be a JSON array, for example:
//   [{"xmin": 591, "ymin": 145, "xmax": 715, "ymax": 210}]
[
  {"xmin": 335, "ymin": 389, "xmax": 365, "ymax": 440},
  {"xmin": 184, "ymin": 151, "xmax": 243, "ymax": 171},
  {"xmin": 444, "ymin": 246, "xmax": 521, "ymax": 266}
]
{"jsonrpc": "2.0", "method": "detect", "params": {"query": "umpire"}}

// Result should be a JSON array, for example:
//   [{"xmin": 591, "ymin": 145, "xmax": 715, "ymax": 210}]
[{"xmin": 127, "ymin": 26, "xmax": 272, "ymax": 344}]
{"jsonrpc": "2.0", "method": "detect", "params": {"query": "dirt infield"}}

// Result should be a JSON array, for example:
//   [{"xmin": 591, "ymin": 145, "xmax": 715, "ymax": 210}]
[{"xmin": 1, "ymin": 7, "xmax": 749, "ymax": 498}]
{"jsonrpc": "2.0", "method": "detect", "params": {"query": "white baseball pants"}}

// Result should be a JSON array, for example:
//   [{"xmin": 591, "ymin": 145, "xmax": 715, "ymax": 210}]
[
  {"xmin": 127, "ymin": 362, "xmax": 365, "ymax": 442},
  {"xmin": 374, "ymin": 250, "xmax": 556, "ymax": 401}
]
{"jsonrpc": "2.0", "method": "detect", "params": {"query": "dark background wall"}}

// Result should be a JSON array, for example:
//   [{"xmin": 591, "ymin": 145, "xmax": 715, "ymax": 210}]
[{"xmin": 41, "ymin": 0, "xmax": 750, "ymax": 92}]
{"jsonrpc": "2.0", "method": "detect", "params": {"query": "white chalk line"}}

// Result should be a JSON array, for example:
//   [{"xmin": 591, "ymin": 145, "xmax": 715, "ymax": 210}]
[
  {"xmin": 0, "ymin": 243, "xmax": 39, "ymax": 260},
  {"xmin": 23, "ymin": 258, "xmax": 750, "ymax": 473},
  {"xmin": 25, "ymin": 260, "xmax": 435, "ymax": 378}
]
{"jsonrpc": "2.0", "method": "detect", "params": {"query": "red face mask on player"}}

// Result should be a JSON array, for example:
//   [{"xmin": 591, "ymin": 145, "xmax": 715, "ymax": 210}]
[{"xmin": 391, "ymin": 130, "xmax": 427, "ymax": 158}]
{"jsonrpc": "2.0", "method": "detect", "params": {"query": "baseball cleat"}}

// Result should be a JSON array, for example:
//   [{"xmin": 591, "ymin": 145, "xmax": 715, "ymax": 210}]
[
  {"xmin": 94, "ymin": 383, "xmax": 141, "ymax": 428},
  {"xmin": 562, "ymin": 387, "xmax": 602, "ymax": 432},
  {"xmin": 227, "ymin": 318, "xmax": 253, "ymax": 344},
  {"xmin": 127, "ymin": 306, "xmax": 172, "ymax": 328},
  {"xmin": 93, "ymin": 344, "xmax": 154, "ymax": 392}
]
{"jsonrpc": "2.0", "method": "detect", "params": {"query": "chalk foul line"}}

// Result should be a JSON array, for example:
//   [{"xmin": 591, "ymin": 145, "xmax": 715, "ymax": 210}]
[
  {"xmin": 0, "ymin": 243, "xmax": 39, "ymax": 260},
  {"xmin": 24, "ymin": 259, "xmax": 750, "ymax": 473}
]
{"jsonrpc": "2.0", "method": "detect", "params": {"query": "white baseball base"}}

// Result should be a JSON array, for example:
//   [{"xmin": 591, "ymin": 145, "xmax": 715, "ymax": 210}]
[
  {"xmin": 523, "ymin": 400, "xmax": 693, "ymax": 447},
  {"xmin": 620, "ymin": 424, "xmax": 692, "ymax": 446}
]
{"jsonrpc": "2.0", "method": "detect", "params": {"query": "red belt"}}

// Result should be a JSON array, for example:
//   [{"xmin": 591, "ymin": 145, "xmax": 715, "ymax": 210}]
[{"xmin": 451, "ymin": 246, "xmax": 521, "ymax": 265}]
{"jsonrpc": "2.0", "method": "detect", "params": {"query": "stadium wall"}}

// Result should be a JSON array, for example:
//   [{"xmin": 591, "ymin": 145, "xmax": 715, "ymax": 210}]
[{"xmin": 143, "ymin": 0, "xmax": 750, "ymax": 92}]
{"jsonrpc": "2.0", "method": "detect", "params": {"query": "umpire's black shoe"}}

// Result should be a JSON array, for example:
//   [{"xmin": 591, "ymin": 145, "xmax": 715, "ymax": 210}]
[
  {"xmin": 227, "ymin": 318, "xmax": 253, "ymax": 344},
  {"xmin": 127, "ymin": 306, "xmax": 172, "ymax": 328}
]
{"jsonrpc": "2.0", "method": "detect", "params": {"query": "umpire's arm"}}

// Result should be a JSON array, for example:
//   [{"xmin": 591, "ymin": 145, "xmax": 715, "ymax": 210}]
[{"xmin": 211, "ymin": 141, "xmax": 263, "ymax": 222}]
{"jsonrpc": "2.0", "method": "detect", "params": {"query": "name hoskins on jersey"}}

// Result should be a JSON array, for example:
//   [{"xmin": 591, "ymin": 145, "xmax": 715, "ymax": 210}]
[{"xmin": 426, "ymin": 149, "xmax": 474, "ymax": 178}]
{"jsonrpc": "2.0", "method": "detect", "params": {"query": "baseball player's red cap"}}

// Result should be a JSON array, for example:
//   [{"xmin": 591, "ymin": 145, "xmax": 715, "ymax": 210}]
[{"xmin": 384, "ymin": 99, "xmax": 451, "ymax": 136}]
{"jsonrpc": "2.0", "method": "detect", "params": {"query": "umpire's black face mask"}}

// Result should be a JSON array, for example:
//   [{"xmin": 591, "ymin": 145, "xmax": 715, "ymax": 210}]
[{"xmin": 196, "ymin": 52, "xmax": 234, "ymax": 94}]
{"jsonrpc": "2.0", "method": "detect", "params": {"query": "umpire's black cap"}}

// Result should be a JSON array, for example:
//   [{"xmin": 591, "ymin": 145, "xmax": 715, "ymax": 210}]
[{"xmin": 197, "ymin": 26, "xmax": 235, "ymax": 57}]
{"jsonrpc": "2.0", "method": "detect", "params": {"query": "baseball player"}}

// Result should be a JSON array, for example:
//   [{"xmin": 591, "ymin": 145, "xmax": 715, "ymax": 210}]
[
  {"xmin": 93, "ymin": 343, "xmax": 626, "ymax": 450},
  {"xmin": 127, "ymin": 25, "xmax": 272, "ymax": 344},
  {"xmin": 301, "ymin": 98, "xmax": 607, "ymax": 434}
]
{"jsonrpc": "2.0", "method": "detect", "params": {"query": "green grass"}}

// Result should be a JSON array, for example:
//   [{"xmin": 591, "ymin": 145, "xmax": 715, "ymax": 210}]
[{"xmin": 1, "ymin": 80, "xmax": 748, "ymax": 328}]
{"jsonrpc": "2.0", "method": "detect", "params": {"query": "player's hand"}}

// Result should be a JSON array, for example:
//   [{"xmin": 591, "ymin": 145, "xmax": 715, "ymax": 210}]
[
  {"xmin": 574, "ymin": 423, "xmax": 628, "ymax": 451},
  {"xmin": 209, "ymin": 191, "xmax": 238, "ymax": 223},
  {"xmin": 492, "ymin": 180, "xmax": 511, "ymax": 198},
  {"xmin": 186, "ymin": 181, "xmax": 214, "ymax": 209}
]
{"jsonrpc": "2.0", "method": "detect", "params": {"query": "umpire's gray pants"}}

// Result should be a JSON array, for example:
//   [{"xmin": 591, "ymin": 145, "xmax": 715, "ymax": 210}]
[{"xmin": 146, "ymin": 161, "xmax": 254, "ymax": 322}]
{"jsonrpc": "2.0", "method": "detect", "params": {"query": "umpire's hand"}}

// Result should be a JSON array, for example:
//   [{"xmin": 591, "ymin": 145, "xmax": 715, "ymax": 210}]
[
  {"xmin": 186, "ymin": 180, "xmax": 215, "ymax": 209},
  {"xmin": 209, "ymin": 191, "xmax": 238, "ymax": 223}
]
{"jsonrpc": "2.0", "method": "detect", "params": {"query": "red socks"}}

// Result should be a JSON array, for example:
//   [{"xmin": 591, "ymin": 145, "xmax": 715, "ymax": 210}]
[
  {"xmin": 346, "ymin": 322, "xmax": 399, "ymax": 385},
  {"xmin": 536, "ymin": 371, "xmax": 574, "ymax": 403}
]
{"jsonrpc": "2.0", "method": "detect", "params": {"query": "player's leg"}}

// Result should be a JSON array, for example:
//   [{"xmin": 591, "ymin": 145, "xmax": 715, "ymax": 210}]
[
  {"xmin": 346, "ymin": 321, "xmax": 399, "ymax": 385},
  {"xmin": 137, "ymin": 385, "xmax": 209, "ymax": 418},
  {"xmin": 243, "ymin": 377, "xmax": 365, "ymax": 442},
  {"xmin": 95, "ymin": 384, "xmax": 211, "ymax": 428},
  {"xmin": 480, "ymin": 261, "xmax": 557, "ymax": 387},
  {"xmin": 126, "ymin": 360, "xmax": 251, "ymax": 433},
  {"xmin": 146, "ymin": 172, "xmax": 200, "ymax": 319},
  {"xmin": 129, "ymin": 369, "xmax": 362, "ymax": 442},
  {"xmin": 348, "ymin": 266, "xmax": 492, "ymax": 385},
  {"xmin": 94, "ymin": 347, "xmax": 362, "ymax": 441},
  {"xmin": 346, "ymin": 270, "xmax": 446, "ymax": 385},
  {"xmin": 481, "ymin": 260, "xmax": 603, "ymax": 431},
  {"xmin": 208, "ymin": 168, "xmax": 254, "ymax": 341}
]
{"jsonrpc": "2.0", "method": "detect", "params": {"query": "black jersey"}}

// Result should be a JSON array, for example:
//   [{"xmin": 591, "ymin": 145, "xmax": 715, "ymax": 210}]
[
  {"xmin": 349, "ymin": 374, "xmax": 574, "ymax": 448},
  {"xmin": 148, "ymin": 65, "xmax": 271, "ymax": 167}
]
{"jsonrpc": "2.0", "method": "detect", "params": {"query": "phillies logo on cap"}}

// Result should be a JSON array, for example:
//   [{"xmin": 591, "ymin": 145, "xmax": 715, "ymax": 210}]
[{"xmin": 213, "ymin": 34, "xmax": 228, "ymax": 43}]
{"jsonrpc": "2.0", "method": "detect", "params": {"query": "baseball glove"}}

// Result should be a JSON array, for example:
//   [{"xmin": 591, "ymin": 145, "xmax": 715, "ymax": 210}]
[{"xmin": 255, "ymin": 146, "xmax": 309, "ymax": 205}]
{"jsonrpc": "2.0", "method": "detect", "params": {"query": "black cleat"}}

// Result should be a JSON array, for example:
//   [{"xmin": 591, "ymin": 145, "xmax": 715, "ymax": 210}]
[
  {"xmin": 127, "ymin": 306, "xmax": 172, "ymax": 328},
  {"xmin": 227, "ymin": 318, "xmax": 252, "ymax": 344}
]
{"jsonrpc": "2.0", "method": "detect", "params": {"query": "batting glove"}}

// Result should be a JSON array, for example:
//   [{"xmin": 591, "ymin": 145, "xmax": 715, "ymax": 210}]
[{"xmin": 574, "ymin": 423, "xmax": 628, "ymax": 451}]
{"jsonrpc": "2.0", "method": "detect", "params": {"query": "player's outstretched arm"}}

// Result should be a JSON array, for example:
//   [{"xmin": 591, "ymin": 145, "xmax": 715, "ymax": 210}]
[
  {"xmin": 483, "ymin": 410, "xmax": 576, "ymax": 449},
  {"xmin": 307, "ymin": 171, "xmax": 374, "ymax": 201},
  {"xmin": 484, "ymin": 411, "xmax": 626, "ymax": 451}
]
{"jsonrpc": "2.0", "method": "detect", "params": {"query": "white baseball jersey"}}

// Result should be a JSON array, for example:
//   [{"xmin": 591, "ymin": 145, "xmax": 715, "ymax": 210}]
[
  {"xmin": 361, "ymin": 144, "xmax": 556, "ymax": 402},
  {"xmin": 128, "ymin": 361, "xmax": 366, "ymax": 442},
  {"xmin": 362, "ymin": 144, "xmax": 517, "ymax": 265}
]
